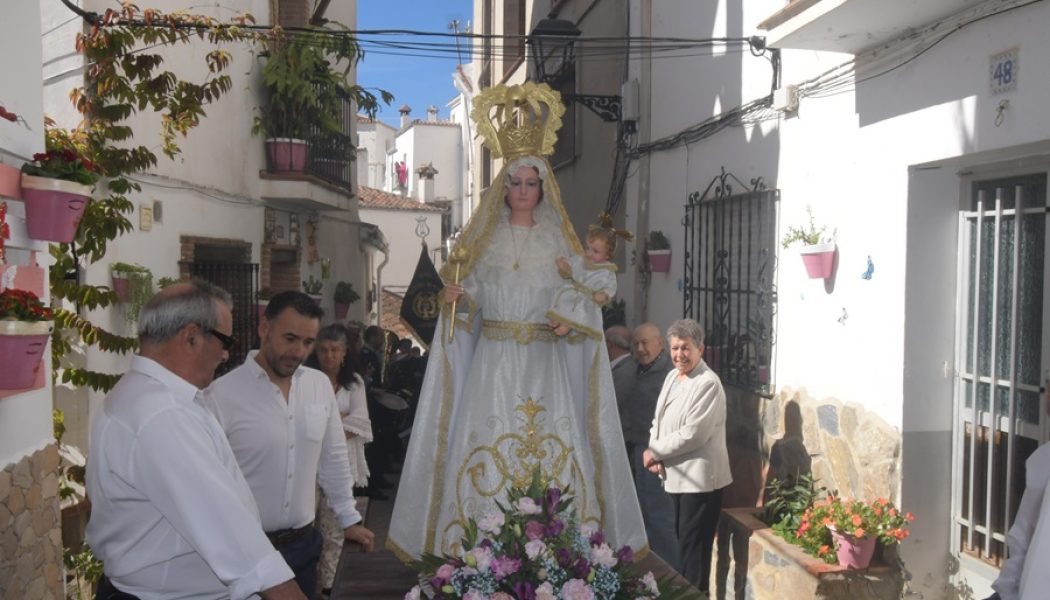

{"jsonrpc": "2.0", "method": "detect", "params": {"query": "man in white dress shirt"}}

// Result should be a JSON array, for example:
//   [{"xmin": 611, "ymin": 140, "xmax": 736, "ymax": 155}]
[
  {"xmin": 86, "ymin": 281, "xmax": 306, "ymax": 600},
  {"xmin": 205, "ymin": 291, "xmax": 374, "ymax": 599}
]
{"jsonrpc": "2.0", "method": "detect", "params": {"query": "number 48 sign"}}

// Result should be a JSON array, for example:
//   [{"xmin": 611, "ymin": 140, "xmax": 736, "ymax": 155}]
[{"xmin": 990, "ymin": 47, "xmax": 1019, "ymax": 95}]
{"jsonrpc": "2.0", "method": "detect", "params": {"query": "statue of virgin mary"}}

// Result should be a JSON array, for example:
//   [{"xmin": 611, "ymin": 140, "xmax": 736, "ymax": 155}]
[{"xmin": 387, "ymin": 82, "xmax": 647, "ymax": 560}]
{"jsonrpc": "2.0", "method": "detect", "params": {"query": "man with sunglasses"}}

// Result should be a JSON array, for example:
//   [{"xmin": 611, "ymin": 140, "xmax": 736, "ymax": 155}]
[
  {"xmin": 86, "ymin": 280, "xmax": 306, "ymax": 600},
  {"xmin": 204, "ymin": 291, "xmax": 374, "ymax": 599}
]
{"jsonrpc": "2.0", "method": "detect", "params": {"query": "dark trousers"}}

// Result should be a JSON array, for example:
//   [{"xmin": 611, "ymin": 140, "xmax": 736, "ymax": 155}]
[
  {"xmin": 95, "ymin": 575, "xmax": 140, "ymax": 600},
  {"xmin": 671, "ymin": 487, "xmax": 723, "ymax": 594},
  {"xmin": 272, "ymin": 525, "xmax": 324, "ymax": 600}
]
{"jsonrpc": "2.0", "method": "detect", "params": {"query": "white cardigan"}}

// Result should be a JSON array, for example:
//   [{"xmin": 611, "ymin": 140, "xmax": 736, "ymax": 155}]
[{"xmin": 648, "ymin": 360, "xmax": 732, "ymax": 494}]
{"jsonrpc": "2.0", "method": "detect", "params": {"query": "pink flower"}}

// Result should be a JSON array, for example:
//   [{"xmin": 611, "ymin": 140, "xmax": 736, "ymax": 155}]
[
  {"xmin": 478, "ymin": 512, "xmax": 505, "ymax": 535},
  {"xmin": 515, "ymin": 496, "xmax": 543, "ymax": 515},
  {"xmin": 590, "ymin": 543, "xmax": 617, "ymax": 568},
  {"xmin": 641, "ymin": 572, "xmax": 659, "ymax": 595},
  {"xmin": 466, "ymin": 546, "xmax": 494, "ymax": 572},
  {"xmin": 435, "ymin": 563, "xmax": 456, "ymax": 580},
  {"xmin": 463, "ymin": 591, "xmax": 487, "ymax": 600},
  {"xmin": 561, "ymin": 578, "xmax": 595, "ymax": 600},
  {"xmin": 525, "ymin": 520, "xmax": 546, "ymax": 541},
  {"xmin": 490, "ymin": 593, "xmax": 514, "ymax": 600},
  {"xmin": 404, "ymin": 586, "xmax": 421, "ymax": 600},
  {"xmin": 535, "ymin": 582, "xmax": 557, "ymax": 600},
  {"xmin": 525, "ymin": 539, "xmax": 547, "ymax": 559}
]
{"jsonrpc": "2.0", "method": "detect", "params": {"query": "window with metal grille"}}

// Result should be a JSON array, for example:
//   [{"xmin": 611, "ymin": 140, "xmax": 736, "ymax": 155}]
[
  {"xmin": 184, "ymin": 261, "xmax": 260, "ymax": 377},
  {"xmin": 683, "ymin": 168, "xmax": 778, "ymax": 395},
  {"xmin": 952, "ymin": 172, "xmax": 1047, "ymax": 566}
]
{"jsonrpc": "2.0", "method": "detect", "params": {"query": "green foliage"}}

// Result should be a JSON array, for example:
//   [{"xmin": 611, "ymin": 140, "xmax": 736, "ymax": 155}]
[
  {"xmin": 156, "ymin": 276, "xmax": 179, "ymax": 289},
  {"xmin": 334, "ymin": 280, "xmax": 360, "ymax": 304},
  {"xmin": 252, "ymin": 27, "xmax": 393, "ymax": 144},
  {"xmin": 602, "ymin": 297, "xmax": 626, "ymax": 328},
  {"xmin": 781, "ymin": 206, "xmax": 834, "ymax": 248},
  {"xmin": 64, "ymin": 546, "xmax": 103, "ymax": 599},
  {"xmin": 646, "ymin": 230, "xmax": 670, "ymax": 250},
  {"xmin": 302, "ymin": 276, "xmax": 323, "ymax": 295},
  {"xmin": 0, "ymin": 289, "xmax": 53, "ymax": 321},
  {"xmin": 764, "ymin": 474, "xmax": 822, "ymax": 533},
  {"xmin": 21, "ymin": 145, "xmax": 100, "ymax": 186}
]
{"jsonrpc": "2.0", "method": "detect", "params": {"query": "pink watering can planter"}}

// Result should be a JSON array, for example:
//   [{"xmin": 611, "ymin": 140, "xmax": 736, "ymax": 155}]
[
  {"xmin": 20, "ymin": 175, "xmax": 93, "ymax": 243},
  {"xmin": 0, "ymin": 320, "xmax": 52, "ymax": 390}
]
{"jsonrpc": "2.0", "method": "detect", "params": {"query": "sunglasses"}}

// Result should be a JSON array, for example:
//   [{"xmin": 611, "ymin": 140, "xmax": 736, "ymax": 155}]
[{"xmin": 205, "ymin": 328, "xmax": 237, "ymax": 351}]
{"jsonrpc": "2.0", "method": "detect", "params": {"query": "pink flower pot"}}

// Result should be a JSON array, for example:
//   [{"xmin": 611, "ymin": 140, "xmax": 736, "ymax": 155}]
[
  {"xmin": 20, "ymin": 175, "xmax": 93, "ymax": 243},
  {"xmin": 334, "ymin": 302, "xmax": 349, "ymax": 320},
  {"xmin": 648, "ymin": 249, "xmax": 671, "ymax": 273},
  {"xmin": 830, "ymin": 527, "xmax": 877, "ymax": 569},
  {"xmin": 0, "ymin": 320, "xmax": 52, "ymax": 390},
  {"xmin": 266, "ymin": 138, "xmax": 308, "ymax": 172},
  {"xmin": 799, "ymin": 243, "xmax": 836, "ymax": 279},
  {"xmin": 0, "ymin": 163, "xmax": 21, "ymax": 199},
  {"xmin": 112, "ymin": 274, "xmax": 131, "ymax": 302}
]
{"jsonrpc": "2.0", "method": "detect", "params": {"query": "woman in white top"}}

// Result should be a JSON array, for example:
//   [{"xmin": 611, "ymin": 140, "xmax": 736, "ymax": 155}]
[
  {"xmin": 305, "ymin": 323, "xmax": 372, "ymax": 595},
  {"xmin": 643, "ymin": 318, "xmax": 732, "ymax": 595}
]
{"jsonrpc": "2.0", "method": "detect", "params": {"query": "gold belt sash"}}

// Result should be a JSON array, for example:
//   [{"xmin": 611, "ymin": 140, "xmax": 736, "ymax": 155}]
[{"xmin": 482, "ymin": 319, "xmax": 558, "ymax": 344}]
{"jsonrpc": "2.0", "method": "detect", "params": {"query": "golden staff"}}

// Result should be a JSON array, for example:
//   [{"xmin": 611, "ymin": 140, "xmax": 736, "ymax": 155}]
[{"xmin": 447, "ymin": 247, "xmax": 469, "ymax": 343}]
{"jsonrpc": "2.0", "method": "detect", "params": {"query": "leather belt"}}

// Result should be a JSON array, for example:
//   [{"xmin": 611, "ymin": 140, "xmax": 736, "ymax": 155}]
[{"xmin": 265, "ymin": 522, "xmax": 314, "ymax": 547}]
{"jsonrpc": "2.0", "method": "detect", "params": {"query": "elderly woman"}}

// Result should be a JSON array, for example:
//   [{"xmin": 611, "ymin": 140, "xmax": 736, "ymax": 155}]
[
  {"xmin": 304, "ymin": 324, "xmax": 372, "ymax": 595},
  {"xmin": 643, "ymin": 318, "xmax": 732, "ymax": 593}
]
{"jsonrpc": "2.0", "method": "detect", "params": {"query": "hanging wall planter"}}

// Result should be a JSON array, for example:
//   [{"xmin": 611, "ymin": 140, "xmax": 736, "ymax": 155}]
[
  {"xmin": 799, "ymin": 242, "xmax": 836, "ymax": 279},
  {"xmin": 20, "ymin": 175, "xmax": 93, "ymax": 243},
  {"xmin": 0, "ymin": 320, "xmax": 52, "ymax": 389},
  {"xmin": 646, "ymin": 230, "xmax": 672, "ymax": 273},
  {"xmin": 0, "ymin": 163, "xmax": 21, "ymax": 199}
]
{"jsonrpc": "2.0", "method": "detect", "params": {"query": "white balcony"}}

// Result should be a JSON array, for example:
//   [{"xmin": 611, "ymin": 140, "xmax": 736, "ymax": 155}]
[{"xmin": 758, "ymin": 0, "xmax": 985, "ymax": 54}]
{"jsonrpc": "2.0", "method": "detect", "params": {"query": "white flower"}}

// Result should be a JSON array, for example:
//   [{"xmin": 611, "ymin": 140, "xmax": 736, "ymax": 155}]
[
  {"xmin": 467, "ymin": 546, "xmax": 494, "ymax": 572},
  {"xmin": 578, "ymin": 522, "xmax": 598, "ymax": 537},
  {"xmin": 535, "ymin": 582, "xmax": 557, "ymax": 600},
  {"xmin": 525, "ymin": 539, "xmax": 547, "ymax": 559},
  {"xmin": 404, "ymin": 586, "xmax": 421, "ymax": 600},
  {"xmin": 478, "ymin": 511, "xmax": 505, "ymax": 535},
  {"xmin": 515, "ymin": 496, "xmax": 543, "ymax": 515},
  {"xmin": 642, "ymin": 571, "xmax": 659, "ymax": 595},
  {"xmin": 590, "ymin": 543, "xmax": 617, "ymax": 568},
  {"xmin": 561, "ymin": 578, "xmax": 595, "ymax": 600}
]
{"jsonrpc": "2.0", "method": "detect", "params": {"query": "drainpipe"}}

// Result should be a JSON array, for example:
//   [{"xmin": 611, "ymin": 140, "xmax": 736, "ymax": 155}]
[{"xmin": 359, "ymin": 223, "xmax": 389, "ymax": 326}]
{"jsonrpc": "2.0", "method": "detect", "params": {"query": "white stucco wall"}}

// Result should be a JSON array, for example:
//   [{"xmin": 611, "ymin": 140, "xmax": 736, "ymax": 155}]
[
  {"xmin": 359, "ymin": 208, "xmax": 443, "ymax": 291},
  {"xmin": 358, "ymin": 120, "xmax": 397, "ymax": 189},
  {"xmin": 0, "ymin": 1, "xmax": 52, "ymax": 468},
  {"xmin": 392, "ymin": 123, "xmax": 463, "ymax": 201}
]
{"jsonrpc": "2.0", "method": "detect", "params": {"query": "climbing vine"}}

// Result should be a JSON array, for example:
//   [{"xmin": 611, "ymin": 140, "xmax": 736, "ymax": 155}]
[{"xmin": 51, "ymin": 4, "xmax": 384, "ymax": 391}]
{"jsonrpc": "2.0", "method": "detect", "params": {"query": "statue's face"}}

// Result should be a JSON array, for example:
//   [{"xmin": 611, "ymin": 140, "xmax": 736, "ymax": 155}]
[{"xmin": 505, "ymin": 166, "xmax": 542, "ymax": 213}]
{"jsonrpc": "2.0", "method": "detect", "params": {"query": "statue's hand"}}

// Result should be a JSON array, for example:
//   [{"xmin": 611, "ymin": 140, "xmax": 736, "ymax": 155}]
[{"xmin": 556, "ymin": 257, "xmax": 572, "ymax": 278}]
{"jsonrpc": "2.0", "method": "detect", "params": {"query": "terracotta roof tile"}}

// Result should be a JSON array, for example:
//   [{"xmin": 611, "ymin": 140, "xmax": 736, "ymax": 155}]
[{"xmin": 358, "ymin": 186, "xmax": 445, "ymax": 212}]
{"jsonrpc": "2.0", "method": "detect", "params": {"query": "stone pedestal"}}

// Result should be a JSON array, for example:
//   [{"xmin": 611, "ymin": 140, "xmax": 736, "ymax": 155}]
[
  {"xmin": 0, "ymin": 444, "xmax": 64, "ymax": 599},
  {"xmin": 720, "ymin": 508, "xmax": 903, "ymax": 600}
]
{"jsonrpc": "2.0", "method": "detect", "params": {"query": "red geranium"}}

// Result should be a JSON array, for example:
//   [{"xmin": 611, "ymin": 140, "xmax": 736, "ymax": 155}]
[{"xmin": 0, "ymin": 289, "xmax": 53, "ymax": 322}]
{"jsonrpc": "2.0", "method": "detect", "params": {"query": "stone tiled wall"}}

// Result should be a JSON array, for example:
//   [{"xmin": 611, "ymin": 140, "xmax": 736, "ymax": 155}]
[
  {"xmin": 760, "ymin": 387, "xmax": 901, "ymax": 503},
  {"xmin": 0, "ymin": 444, "xmax": 64, "ymax": 599}
]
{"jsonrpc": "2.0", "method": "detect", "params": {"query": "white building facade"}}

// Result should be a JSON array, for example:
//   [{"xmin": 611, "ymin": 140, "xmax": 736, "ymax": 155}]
[{"xmin": 623, "ymin": 0, "xmax": 1050, "ymax": 597}]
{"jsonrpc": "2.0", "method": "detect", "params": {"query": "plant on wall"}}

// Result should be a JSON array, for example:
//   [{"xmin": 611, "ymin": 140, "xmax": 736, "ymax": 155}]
[
  {"xmin": 109, "ymin": 262, "xmax": 153, "ymax": 324},
  {"xmin": 781, "ymin": 206, "xmax": 834, "ymax": 248},
  {"xmin": 49, "ymin": 5, "xmax": 273, "ymax": 391}
]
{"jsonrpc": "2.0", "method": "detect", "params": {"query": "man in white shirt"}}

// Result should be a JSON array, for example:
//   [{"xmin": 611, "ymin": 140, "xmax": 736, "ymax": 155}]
[
  {"xmin": 205, "ymin": 291, "xmax": 374, "ymax": 599},
  {"xmin": 86, "ymin": 280, "xmax": 305, "ymax": 600}
]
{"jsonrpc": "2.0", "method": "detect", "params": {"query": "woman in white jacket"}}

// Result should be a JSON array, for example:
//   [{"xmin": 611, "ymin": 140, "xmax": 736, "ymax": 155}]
[{"xmin": 643, "ymin": 319, "xmax": 732, "ymax": 595}]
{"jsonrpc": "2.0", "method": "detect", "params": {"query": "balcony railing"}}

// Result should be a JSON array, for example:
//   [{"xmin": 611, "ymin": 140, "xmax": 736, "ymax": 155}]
[{"xmin": 263, "ymin": 87, "xmax": 355, "ymax": 191}]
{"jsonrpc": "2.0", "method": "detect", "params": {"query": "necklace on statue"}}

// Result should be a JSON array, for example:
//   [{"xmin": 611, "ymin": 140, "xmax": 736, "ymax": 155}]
[{"xmin": 510, "ymin": 223, "xmax": 534, "ymax": 270}]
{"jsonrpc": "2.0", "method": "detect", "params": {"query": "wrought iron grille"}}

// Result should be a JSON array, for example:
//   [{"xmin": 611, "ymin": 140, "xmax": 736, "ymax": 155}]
[
  {"xmin": 263, "ymin": 87, "xmax": 355, "ymax": 190},
  {"xmin": 683, "ymin": 167, "xmax": 778, "ymax": 395},
  {"xmin": 183, "ymin": 262, "xmax": 260, "ymax": 376}
]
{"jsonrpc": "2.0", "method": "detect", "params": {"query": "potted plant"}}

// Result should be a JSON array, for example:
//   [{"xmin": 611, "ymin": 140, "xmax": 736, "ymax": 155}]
[
  {"xmin": 252, "ymin": 28, "xmax": 378, "ymax": 173},
  {"xmin": 302, "ymin": 276, "xmax": 323, "ymax": 305},
  {"xmin": 109, "ymin": 262, "xmax": 153, "ymax": 324},
  {"xmin": 156, "ymin": 276, "xmax": 179, "ymax": 289},
  {"xmin": 20, "ymin": 143, "xmax": 100, "ymax": 243},
  {"xmin": 795, "ymin": 494, "xmax": 915, "ymax": 569},
  {"xmin": 0, "ymin": 288, "xmax": 53, "ymax": 389},
  {"xmin": 782, "ymin": 206, "xmax": 836, "ymax": 279},
  {"xmin": 645, "ymin": 230, "xmax": 672, "ymax": 273},
  {"xmin": 333, "ymin": 280, "xmax": 359, "ymax": 320}
]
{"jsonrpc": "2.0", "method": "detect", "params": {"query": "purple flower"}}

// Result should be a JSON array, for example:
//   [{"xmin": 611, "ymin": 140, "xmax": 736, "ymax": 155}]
[
  {"xmin": 492, "ymin": 557, "xmax": 521, "ymax": 579},
  {"xmin": 428, "ymin": 576, "xmax": 444, "ymax": 591},
  {"xmin": 513, "ymin": 581, "xmax": 537, "ymax": 600},
  {"xmin": 616, "ymin": 545, "xmax": 634, "ymax": 564},
  {"xmin": 545, "ymin": 487, "xmax": 562, "ymax": 513},
  {"xmin": 545, "ymin": 518, "xmax": 565, "ymax": 537},
  {"xmin": 525, "ymin": 520, "xmax": 546, "ymax": 541},
  {"xmin": 574, "ymin": 557, "xmax": 591, "ymax": 579},
  {"xmin": 556, "ymin": 547, "xmax": 574, "ymax": 568},
  {"xmin": 589, "ymin": 531, "xmax": 605, "ymax": 546}
]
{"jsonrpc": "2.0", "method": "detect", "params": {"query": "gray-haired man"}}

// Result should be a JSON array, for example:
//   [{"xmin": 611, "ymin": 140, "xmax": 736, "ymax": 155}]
[{"xmin": 86, "ymin": 281, "xmax": 304, "ymax": 600}]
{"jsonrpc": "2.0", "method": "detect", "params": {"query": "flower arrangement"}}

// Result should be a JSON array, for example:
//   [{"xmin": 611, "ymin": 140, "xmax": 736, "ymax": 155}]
[
  {"xmin": 789, "ymin": 494, "xmax": 914, "ymax": 564},
  {"xmin": 21, "ymin": 148, "xmax": 100, "ymax": 186},
  {"xmin": 406, "ymin": 471, "xmax": 692, "ymax": 600},
  {"xmin": 0, "ymin": 289, "xmax": 53, "ymax": 322}
]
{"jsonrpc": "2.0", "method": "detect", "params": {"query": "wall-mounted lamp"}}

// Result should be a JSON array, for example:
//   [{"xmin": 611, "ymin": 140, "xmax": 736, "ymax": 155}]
[{"xmin": 527, "ymin": 14, "xmax": 622, "ymax": 123}]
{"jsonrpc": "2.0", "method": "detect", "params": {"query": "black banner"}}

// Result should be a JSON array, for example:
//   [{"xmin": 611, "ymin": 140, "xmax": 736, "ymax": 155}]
[{"xmin": 399, "ymin": 244, "xmax": 442, "ymax": 348}]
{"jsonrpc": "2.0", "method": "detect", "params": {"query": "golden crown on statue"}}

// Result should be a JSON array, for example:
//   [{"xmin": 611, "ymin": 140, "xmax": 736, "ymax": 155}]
[{"xmin": 471, "ymin": 81, "xmax": 566, "ymax": 159}]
